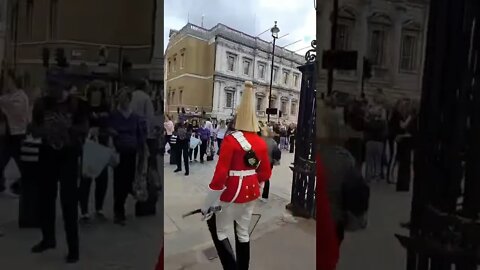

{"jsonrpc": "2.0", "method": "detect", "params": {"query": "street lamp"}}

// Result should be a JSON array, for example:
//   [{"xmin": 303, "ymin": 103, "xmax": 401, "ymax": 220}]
[{"xmin": 267, "ymin": 21, "xmax": 280, "ymax": 123}]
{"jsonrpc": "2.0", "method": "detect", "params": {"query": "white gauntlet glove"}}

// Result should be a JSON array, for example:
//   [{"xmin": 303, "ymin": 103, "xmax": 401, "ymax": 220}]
[{"xmin": 201, "ymin": 188, "xmax": 224, "ymax": 221}]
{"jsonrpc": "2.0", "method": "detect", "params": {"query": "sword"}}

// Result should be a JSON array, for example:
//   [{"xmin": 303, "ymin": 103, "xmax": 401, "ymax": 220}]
[{"xmin": 182, "ymin": 206, "xmax": 222, "ymax": 218}]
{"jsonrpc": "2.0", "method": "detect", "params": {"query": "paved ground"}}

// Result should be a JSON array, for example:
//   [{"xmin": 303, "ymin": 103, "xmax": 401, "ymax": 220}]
[
  {"xmin": 0, "ymin": 158, "xmax": 163, "ymax": 270},
  {"xmin": 337, "ymin": 180, "xmax": 412, "ymax": 270},
  {"xmin": 163, "ymin": 150, "xmax": 317, "ymax": 269}
]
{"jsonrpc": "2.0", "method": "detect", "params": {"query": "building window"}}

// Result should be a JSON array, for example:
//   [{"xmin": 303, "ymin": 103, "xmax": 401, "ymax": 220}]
[
  {"xmin": 273, "ymin": 66, "xmax": 278, "ymax": 82},
  {"xmin": 173, "ymin": 57, "xmax": 177, "ymax": 72},
  {"xmin": 179, "ymin": 89, "xmax": 183, "ymax": 104},
  {"xmin": 26, "ymin": 0, "xmax": 34, "ymax": 38},
  {"xmin": 282, "ymin": 70, "xmax": 289, "ymax": 85},
  {"xmin": 369, "ymin": 29, "xmax": 386, "ymax": 66},
  {"xmin": 291, "ymin": 102, "xmax": 297, "ymax": 115},
  {"xmin": 180, "ymin": 53, "xmax": 185, "ymax": 69},
  {"xmin": 258, "ymin": 63, "xmax": 266, "ymax": 79},
  {"xmin": 281, "ymin": 101, "xmax": 287, "ymax": 115},
  {"xmin": 400, "ymin": 33, "xmax": 417, "ymax": 71},
  {"xmin": 256, "ymin": 97, "xmax": 263, "ymax": 111},
  {"xmin": 49, "ymin": 0, "xmax": 58, "ymax": 39},
  {"xmin": 168, "ymin": 60, "xmax": 171, "ymax": 73},
  {"xmin": 336, "ymin": 24, "xmax": 350, "ymax": 50},
  {"xmin": 293, "ymin": 74, "xmax": 299, "ymax": 87},
  {"xmin": 227, "ymin": 53, "xmax": 236, "ymax": 72},
  {"xmin": 225, "ymin": 91, "xmax": 234, "ymax": 108},
  {"xmin": 243, "ymin": 58, "xmax": 252, "ymax": 75},
  {"xmin": 171, "ymin": 90, "xmax": 175, "ymax": 104}
]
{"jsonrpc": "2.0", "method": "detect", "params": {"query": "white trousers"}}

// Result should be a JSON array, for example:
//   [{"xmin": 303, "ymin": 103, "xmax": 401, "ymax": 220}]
[{"xmin": 216, "ymin": 201, "xmax": 255, "ymax": 243}]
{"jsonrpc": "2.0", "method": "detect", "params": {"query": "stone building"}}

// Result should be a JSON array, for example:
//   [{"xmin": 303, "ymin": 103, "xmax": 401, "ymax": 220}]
[
  {"xmin": 316, "ymin": 0, "xmax": 429, "ymax": 101},
  {"xmin": 5, "ymin": 0, "xmax": 156, "ymax": 88},
  {"xmin": 165, "ymin": 23, "xmax": 304, "ymax": 123}
]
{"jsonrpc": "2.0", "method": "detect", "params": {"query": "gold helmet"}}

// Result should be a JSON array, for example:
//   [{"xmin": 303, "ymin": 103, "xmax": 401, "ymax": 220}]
[{"xmin": 234, "ymin": 81, "xmax": 260, "ymax": 132}]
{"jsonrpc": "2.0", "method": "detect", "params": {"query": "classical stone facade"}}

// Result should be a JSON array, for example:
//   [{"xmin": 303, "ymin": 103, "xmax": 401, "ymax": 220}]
[
  {"xmin": 166, "ymin": 23, "xmax": 304, "ymax": 124},
  {"xmin": 316, "ymin": 0, "xmax": 429, "ymax": 101},
  {"xmin": 5, "ymin": 0, "xmax": 155, "ymax": 87}
]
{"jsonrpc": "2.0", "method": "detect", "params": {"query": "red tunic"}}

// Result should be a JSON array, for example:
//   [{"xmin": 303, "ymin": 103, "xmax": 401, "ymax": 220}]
[
  {"xmin": 316, "ymin": 154, "xmax": 340, "ymax": 270},
  {"xmin": 209, "ymin": 132, "xmax": 272, "ymax": 203},
  {"xmin": 154, "ymin": 247, "xmax": 163, "ymax": 270}
]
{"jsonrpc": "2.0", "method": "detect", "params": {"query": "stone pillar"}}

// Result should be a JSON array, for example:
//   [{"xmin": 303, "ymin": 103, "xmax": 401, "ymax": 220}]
[
  {"xmin": 356, "ymin": 5, "xmax": 370, "ymax": 94},
  {"xmin": 392, "ymin": 8, "xmax": 405, "ymax": 85},
  {"xmin": 212, "ymin": 80, "xmax": 221, "ymax": 117}
]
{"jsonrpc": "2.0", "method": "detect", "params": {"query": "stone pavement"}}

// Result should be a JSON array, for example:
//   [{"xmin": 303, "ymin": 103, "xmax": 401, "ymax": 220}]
[
  {"xmin": 165, "ymin": 219, "xmax": 316, "ymax": 270},
  {"xmin": 0, "ymin": 158, "xmax": 163, "ymax": 270},
  {"xmin": 163, "ymin": 150, "xmax": 317, "ymax": 269},
  {"xmin": 337, "ymin": 181, "xmax": 412, "ymax": 270}
]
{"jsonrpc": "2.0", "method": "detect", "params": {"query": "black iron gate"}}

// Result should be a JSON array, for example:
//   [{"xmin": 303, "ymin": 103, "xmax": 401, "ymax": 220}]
[
  {"xmin": 395, "ymin": 0, "xmax": 480, "ymax": 269},
  {"xmin": 287, "ymin": 41, "xmax": 317, "ymax": 219}
]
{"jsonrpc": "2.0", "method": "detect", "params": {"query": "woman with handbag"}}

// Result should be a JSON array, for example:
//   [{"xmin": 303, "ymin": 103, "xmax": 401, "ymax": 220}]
[
  {"xmin": 108, "ymin": 88, "xmax": 147, "ymax": 226},
  {"xmin": 79, "ymin": 82, "xmax": 111, "ymax": 223}
]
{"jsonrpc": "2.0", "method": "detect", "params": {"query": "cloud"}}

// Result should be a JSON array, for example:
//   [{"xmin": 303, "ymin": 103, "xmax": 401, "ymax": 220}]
[{"xmin": 164, "ymin": 0, "xmax": 315, "ymax": 55}]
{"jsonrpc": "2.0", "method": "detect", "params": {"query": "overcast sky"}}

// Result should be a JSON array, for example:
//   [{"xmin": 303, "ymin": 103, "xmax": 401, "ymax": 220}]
[{"xmin": 164, "ymin": 0, "xmax": 316, "ymax": 56}]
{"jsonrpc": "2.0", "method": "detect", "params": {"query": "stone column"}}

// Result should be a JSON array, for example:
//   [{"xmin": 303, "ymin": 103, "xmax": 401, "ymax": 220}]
[
  {"xmin": 392, "ymin": 8, "xmax": 405, "ymax": 85},
  {"xmin": 356, "ymin": 5, "xmax": 370, "ymax": 94},
  {"xmin": 212, "ymin": 80, "xmax": 221, "ymax": 117}
]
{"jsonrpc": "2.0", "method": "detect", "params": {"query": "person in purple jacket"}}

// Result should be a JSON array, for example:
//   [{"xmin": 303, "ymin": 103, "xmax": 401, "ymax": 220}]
[
  {"xmin": 197, "ymin": 120, "xmax": 211, "ymax": 163},
  {"xmin": 108, "ymin": 87, "xmax": 146, "ymax": 226}
]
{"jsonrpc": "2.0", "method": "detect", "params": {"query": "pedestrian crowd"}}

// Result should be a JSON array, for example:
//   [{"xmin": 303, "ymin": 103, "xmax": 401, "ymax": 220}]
[
  {"xmin": 318, "ymin": 88, "xmax": 418, "ymax": 252},
  {"xmin": 0, "ymin": 70, "xmax": 163, "ymax": 264},
  {"xmin": 164, "ymin": 110, "xmax": 296, "ymax": 202}
]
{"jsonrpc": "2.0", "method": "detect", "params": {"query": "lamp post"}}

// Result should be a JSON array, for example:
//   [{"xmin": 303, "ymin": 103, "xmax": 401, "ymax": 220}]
[{"xmin": 267, "ymin": 21, "xmax": 280, "ymax": 123}]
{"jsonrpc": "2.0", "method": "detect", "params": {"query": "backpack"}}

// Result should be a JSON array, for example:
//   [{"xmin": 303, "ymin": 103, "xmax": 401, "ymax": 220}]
[
  {"xmin": 272, "ymin": 146, "xmax": 282, "ymax": 163},
  {"xmin": 346, "ymin": 100, "xmax": 366, "ymax": 131},
  {"xmin": 342, "ymin": 169, "xmax": 370, "ymax": 231}
]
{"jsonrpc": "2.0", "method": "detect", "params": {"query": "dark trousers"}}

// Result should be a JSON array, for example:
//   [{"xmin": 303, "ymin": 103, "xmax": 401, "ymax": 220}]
[
  {"xmin": 176, "ymin": 141, "xmax": 189, "ymax": 173},
  {"xmin": 199, "ymin": 139, "xmax": 208, "ymax": 161},
  {"xmin": 135, "ymin": 139, "xmax": 159, "ymax": 216},
  {"xmin": 78, "ymin": 134, "xmax": 109, "ymax": 215},
  {"xmin": 262, "ymin": 164, "xmax": 274, "ymax": 199},
  {"xmin": 0, "ymin": 133, "xmax": 25, "ymax": 188},
  {"xmin": 386, "ymin": 137, "xmax": 396, "ymax": 182},
  {"xmin": 289, "ymin": 136, "xmax": 295, "ymax": 153},
  {"xmin": 336, "ymin": 222, "xmax": 345, "ymax": 245},
  {"xmin": 396, "ymin": 139, "xmax": 412, "ymax": 192},
  {"xmin": 217, "ymin": 138, "xmax": 223, "ymax": 154},
  {"xmin": 113, "ymin": 150, "xmax": 136, "ymax": 220},
  {"xmin": 39, "ymin": 146, "xmax": 80, "ymax": 255},
  {"xmin": 189, "ymin": 145, "xmax": 199, "ymax": 160},
  {"xmin": 344, "ymin": 137, "xmax": 364, "ymax": 170}
]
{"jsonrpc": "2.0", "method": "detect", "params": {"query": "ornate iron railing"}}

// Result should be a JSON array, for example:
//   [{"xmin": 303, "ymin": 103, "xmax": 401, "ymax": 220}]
[
  {"xmin": 395, "ymin": 0, "xmax": 480, "ymax": 269},
  {"xmin": 287, "ymin": 41, "xmax": 317, "ymax": 218}
]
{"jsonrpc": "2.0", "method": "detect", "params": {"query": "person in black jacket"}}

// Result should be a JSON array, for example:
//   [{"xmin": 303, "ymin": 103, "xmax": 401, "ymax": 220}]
[
  {"xmin": 395, "ymin": 100, "xmax": 417, "ymax": 192},
  {"xmin": 174, "ymin": 121, "xmax": 191, "ymax": 176},
  {"xmin": 30, "ymin": 78, "xmax": 89, "ymax": 263}
]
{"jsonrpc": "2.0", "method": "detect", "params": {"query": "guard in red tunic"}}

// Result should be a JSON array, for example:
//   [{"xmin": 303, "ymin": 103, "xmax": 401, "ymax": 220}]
[{"xmin": 201, "ymin": 81, "xmax": 272, "ymax": 270}]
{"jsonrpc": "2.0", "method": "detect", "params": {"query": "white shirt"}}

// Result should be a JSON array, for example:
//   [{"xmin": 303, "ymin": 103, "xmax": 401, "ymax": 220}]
[
  {"xmin": 130, "ymin": 90, "xmax": 156, "ymax": 138},
  {"xmin": 0, "ymin": 89, "xmax": 29, "ymax": 135},
  {"xmin": 215, "ymin": 127, "xmax": 227, "ymax": 139},
  {"xmin": 205, "ymin": 120, "xmax": 213, "ymax": 133}
]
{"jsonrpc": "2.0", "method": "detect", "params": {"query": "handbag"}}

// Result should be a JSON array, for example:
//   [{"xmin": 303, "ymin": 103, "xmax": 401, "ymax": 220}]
[
  {"xmin": 82, "ymin": 139, "xmax": 113, "ymax": 179},
  {"xmin": 189, "ymin": 136, "xmax": 201, "ymax": 149},
  {"xmin": 133, "ymin": 149, "xmax": 149, "ymax": 202}
]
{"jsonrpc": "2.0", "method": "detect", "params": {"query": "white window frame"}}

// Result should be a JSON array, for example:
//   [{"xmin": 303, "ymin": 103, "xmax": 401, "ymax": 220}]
[
  {"xmin": 243, "ymin": 58, "xmax": 252, "ymax": 76},
  {"xmin": 272, "ymin": 66, "xmax": 279, "ymax": 82},
  {"xmin": 256, "ymin": 96, "xmax": 263, "ymax": 111},
  {"xmin": 399, "ymin": 31, "xmax": 418, "ymax": 72},
  {"xmin": 225, "ymin": 91, "xmax": 234, "ymax": 108},
  {"xmin": 282, "ymin": 70, "xmax": 289, "ymax": 85},
  {"xmin": 227, "ymin": 53, "xmax": 237, "ymax": 72},
  {"xmin": 293, "ymin": 73, "xmax": 299, "ymax": 87},
  {"xmin": 258, "ymin": 62, "xmax": 266, "ymax": 79},
  {"xmin": 368, "ymin": 27, "xmax": 387, "ymax": 67}
]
